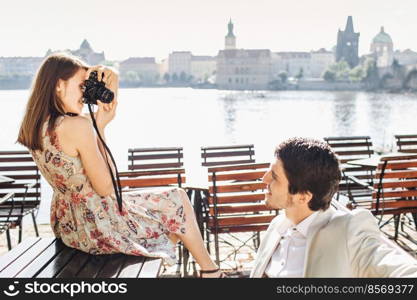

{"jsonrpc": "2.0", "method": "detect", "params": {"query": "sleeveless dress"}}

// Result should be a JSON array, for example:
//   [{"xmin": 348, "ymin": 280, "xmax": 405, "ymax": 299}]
[{"xmin": 30, "ymin": 116, "xmax": 186, "ymax": 265}]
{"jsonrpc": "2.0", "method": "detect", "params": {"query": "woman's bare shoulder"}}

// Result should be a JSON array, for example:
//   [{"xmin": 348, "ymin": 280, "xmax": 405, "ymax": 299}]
[{"xmin": 58, "ymin": 116, "xmax": 94, "ymax": 140}]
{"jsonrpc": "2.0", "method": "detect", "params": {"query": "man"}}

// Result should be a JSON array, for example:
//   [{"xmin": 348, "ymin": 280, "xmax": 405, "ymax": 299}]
[{"xmin": 250, "ymin": 137, "xmax": 417, "ymax": 278}]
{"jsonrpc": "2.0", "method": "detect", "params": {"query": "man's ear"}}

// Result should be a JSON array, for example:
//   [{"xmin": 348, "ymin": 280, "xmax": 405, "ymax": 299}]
[{"xmin": 299, "ymin": 191, "xmax": 313, "ymax": 205}]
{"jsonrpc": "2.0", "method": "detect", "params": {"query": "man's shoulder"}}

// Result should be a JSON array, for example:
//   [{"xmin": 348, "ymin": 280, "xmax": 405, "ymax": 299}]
[{"xmin": 326, "ymin": 207, "xmax": 377, "ymax": 230}]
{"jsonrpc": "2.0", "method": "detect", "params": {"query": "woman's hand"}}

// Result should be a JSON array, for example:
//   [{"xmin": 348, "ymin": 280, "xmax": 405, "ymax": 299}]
[{"xmin": 86, "ymin": 66, "xmax": 119, "ymax": 129}]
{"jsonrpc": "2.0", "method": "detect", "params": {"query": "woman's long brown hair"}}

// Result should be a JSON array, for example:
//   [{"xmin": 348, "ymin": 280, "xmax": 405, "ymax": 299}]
[{"xmin": 17, "ymin": 53, "xmax": 88, "ymax": 151}]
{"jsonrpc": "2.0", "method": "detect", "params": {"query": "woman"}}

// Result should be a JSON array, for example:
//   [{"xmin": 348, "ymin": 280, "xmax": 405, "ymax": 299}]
[{"xmin": 17, "ymin": 53, "xmax": 223, "ymax": 278}]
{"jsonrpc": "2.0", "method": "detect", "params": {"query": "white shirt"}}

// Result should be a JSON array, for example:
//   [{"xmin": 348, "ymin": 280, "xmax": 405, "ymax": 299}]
[{"xmin": 265, "ymin": 211, "xmax": 319, "ymax": 277}]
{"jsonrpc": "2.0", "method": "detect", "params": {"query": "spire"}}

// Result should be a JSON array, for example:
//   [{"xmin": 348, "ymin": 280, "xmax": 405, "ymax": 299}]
[
  {"xmin": 345, "ymin": 16, "xmax": 354, "ymax": 33},
  {"xmin": 80, "ymin": 39, "xmax": 92, "ymax": 51},
  {"xmin": 380, "ymin": 26, "xmax": 385, "ymax": 33},
  {"xmin": 227, "ymin": 18, "xmax": 235, "ymax": 38}
]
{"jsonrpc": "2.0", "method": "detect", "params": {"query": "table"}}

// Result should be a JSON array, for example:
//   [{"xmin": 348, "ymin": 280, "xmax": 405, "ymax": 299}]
[
  {"xmin": 0, "ymin": 237, "xmax": 162, "ymax": 278},
  {"xmin": 347, "ymin": 152, "xmax": 416, "ymax": 168}
]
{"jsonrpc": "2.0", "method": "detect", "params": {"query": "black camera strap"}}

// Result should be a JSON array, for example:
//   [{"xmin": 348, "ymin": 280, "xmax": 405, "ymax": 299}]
[{"xmin": 86, "ymin": 104, "xmax": 123, "ymax": 213}]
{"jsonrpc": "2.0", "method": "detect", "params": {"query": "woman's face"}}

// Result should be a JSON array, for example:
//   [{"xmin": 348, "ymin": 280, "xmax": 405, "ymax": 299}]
[{"xmin": 56, "ymin": 68, "xmax": 87, "ymax": 115}]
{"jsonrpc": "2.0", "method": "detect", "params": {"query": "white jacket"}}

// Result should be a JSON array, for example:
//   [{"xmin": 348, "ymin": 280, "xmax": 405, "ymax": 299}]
[{"xmin": 250, "ymin": 205, "xmax": 417, "ymax": 278}]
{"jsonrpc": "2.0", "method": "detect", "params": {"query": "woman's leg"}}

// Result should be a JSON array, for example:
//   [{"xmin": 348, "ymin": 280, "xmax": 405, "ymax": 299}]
[{"xmin": 169, "ymin": 189, "xmax": 222, "ymax": 277}]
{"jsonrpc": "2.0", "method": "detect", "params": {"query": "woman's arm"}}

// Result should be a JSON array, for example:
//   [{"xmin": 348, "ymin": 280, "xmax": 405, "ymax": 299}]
[{"xmin": 61, "ymin": 116, "xmax": 114, "ymax": 197}]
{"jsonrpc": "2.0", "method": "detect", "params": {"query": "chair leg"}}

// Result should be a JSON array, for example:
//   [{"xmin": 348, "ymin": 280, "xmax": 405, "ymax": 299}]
[
  {"xmin": 31, "ymin": 211, "xmax": 39, "ymax": 237},
  {"xmin": 176, "ymin": 243, "xmax": 183, "ymax": 276},
  {"xmin": 6, "ymin": 229, "xmax": 12, "ymax": 250},
  {"xmin": 206, "ymin": 230, "xmax": 211, "ymax": 254},
  {"xmin": 393, "ymin": 215, "xmax": 400, "ymax": 240},
  {"xmin": 412, "ymin": 213, "xmax": 417, "ymax": 231},
  {"xmin": 18, "ymin": 218, "xmax": 23, "ymax": 243},
  {"xmin": 214, "ymin": 232, "xmax": 220, "ymax": 265},
  {"xmin": 182, "ymin": 248, "xmax": 190, "ymax": 277}
]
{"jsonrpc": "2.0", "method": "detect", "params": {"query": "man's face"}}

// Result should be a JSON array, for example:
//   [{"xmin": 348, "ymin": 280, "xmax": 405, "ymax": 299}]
[{"xmin": 262, "ymin": 158, "xmax": 294, "ymax": 210}]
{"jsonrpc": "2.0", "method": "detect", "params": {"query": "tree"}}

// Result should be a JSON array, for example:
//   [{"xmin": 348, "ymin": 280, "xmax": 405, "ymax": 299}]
[
  {"xmin": 295, "ymin": 68, "xmax": 304, "ymax": 80},
  {"xmin": 163, "ymin": 73, "xmax": 170, "ymax": 83},
  {"xmin": 363, "ymin": 58, "xmax": 380, "ymax": 90},
  {"xmin": 179, "ymin": 71, "xmax": 187, "ymax": 82},
  {"xmin": 172, "ymin": 73, "xmax": 178, "ymax": 82},
  {"xmin": 278, "ymin": 71, "xmax": 288, "ymax": 84},
  {"xmin": 349, "ymin": 66, "xmax": 365, "ymax": 82},
  {"xmin": 323, "ymin": 70, "xmax": 336, "ymax": 82},
  {"xmin": 328, "ymin": 61, "xmax": 350, "ymax": 81}
]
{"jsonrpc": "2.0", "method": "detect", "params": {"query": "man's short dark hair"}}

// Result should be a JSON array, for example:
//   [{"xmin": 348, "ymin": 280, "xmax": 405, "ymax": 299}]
[{"xmin": 275, "ymin": 137, "xmax": 341, "ymax": 211}]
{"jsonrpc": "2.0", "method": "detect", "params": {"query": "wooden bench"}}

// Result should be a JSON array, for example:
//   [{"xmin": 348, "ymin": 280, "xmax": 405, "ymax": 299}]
[{"xmin": 0, "ymin": 237, "xmax": 162, "ymax": 278}]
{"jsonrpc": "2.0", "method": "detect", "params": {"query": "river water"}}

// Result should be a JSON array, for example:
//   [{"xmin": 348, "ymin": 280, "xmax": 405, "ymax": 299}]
[{"xmin": 1, "ymin": 88, "xmax": 416, "ymax": 223}]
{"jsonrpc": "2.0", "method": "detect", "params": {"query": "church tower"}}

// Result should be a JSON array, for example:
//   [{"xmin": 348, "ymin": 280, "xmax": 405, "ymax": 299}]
[
  {"xmin": 336, "ymin": 16, "xmax": 360, "ymax": 68},
  {"xmin": 225, "ymin": 19, "xmax": 236, "ymax": 50}
]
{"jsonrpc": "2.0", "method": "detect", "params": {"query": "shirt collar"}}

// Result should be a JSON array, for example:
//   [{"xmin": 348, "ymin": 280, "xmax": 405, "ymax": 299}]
[{"xmin": 290, "ymin": 211, "xmax": 319, "ymax": 238}]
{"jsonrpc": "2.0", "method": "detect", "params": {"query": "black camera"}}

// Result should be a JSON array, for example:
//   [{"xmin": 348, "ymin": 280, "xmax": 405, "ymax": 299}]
[{"xmin": 82, "ymin": 71, "xmax": 114, "ymax": 105}]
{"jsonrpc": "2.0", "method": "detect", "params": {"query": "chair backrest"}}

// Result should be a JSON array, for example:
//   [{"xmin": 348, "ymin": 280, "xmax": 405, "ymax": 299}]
[
  {"xmin": 395, "ymin": 134, "xmax": 417, "ymax": 153},
  {"xmin": 206, "ymin": 162, "xmax": 277, "ymax": 234},
  {"xmin": 128, "ymin": 147, "xmax": 183, "ymax": 171},
  {"xmin": 0, "ymin": 151, "xmax": 40, "ymax": 205},
  {"xmin": 119, "ymin": 168, "xmax": 186, "ymax": 189},
  {"xmin": 372, "ymin": 154, "xmax": 417, "ymax": 215},
  {"xmin": 201, "ymin": 144, "xmax": 255, "ymax": 167},
  {"xmin": 324, "ymin": 136, "xmax": 374, "ymax": 187},
  {"xmin": 324, "ymin": 136, "xmax": 374, "ymax": 163}
]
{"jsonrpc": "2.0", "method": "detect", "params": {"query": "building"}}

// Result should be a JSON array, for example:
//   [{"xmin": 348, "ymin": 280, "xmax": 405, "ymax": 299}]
[
  {"xmin": 394, "ymin": 49, "xmax": 417, "ymax": 66},
  {"xmin": 370, "ymin": 27, "xmax": 394, "ymax": 67},
  {"xmin": 310, "ymin": 48, "xmax": 335, "ymax": 78},
  {"xmin": 119, "ymin": 57, "xmax": 159, "ymax": 84},
  {"xmin": 271, "ymin": 52, "xmax": 312, "ymax": 79},
  {"xmin": 71, "ymin": 39, "xmax": 105, "ymax": 65},
  {"xmin": 336, "ymin": 16, "xmax": 360, "ymax": 68},
  {"xmin": 271, "ymin": 49, "xmax": 334, "ymax": 79},
  {"xmin": 168, "ymin": 51, "xmax": 192, "ymax": 79},
  {"xmin": 190, "ymin": 56, "xmax": 216, "ymax": 83},
  {"xmin": 225, "ymin": 19, "xmax": 236, "ymax": 50},
  {"xmin": 216, "ymin": 49, "xmax": 272, "ymax": 90},
  {"xmin": 0, "ymin": 57, "xmax": 43, "ymax": 76}
]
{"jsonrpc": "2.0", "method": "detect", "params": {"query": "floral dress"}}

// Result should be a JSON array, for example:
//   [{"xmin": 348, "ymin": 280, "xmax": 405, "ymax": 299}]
[{"xmin": 30, "ymin": 116, "xmax": 186, "ymax": 265}]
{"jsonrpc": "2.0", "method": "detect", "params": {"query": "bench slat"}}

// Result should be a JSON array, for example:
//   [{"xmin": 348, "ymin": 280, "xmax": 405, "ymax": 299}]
[
  {"xmin": 97, "ymin": 254, "xmax": 126, "ymax": 278},
  {"xmin": 16, "ymin": 239, "xmax": 66, "ymax": 278},
  {"xmin": 56, "ymin": 251, "xmax": 91, "ymax": 278},
  {"xmin": 36, "ymin": 246, "xmax": 77, "ymax": 278},
  {"xmin": 0, "ymin": 238, "xmax": 56, "ymax": 278},
  {"xmin": 138, "ymin": 258, "xmax": 163, "ymax": 278},
  {"xmin": 76, "ymin": 256, "xmax": 107, "ymax": 278},
  {"xmin": 0, "ymin": 237, "xmax": 41, "ymax": 273},
  {"xmin": 118, "ymin": 256, "xmax": 145, "ymax": 278}
]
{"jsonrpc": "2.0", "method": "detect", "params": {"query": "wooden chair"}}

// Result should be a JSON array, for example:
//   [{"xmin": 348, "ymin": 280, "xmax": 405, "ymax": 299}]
[
  {"xmin": 0, "ymin": 151, "xmax": 41, "ymax": 246},
  {"xmin": 347, "ymin": 154, "xmax": 417, "ymax": 240},
  {"xmin": 203, "ymin": 162, "xmax": 277, "ymax": 264},
  {"xmin": 118, "ymin": 168, "xmax": 187, "ymax": 275},
  {"xmin": 0, "ymin": 193, "xmax": 14, "ymax": 250},
  {"xmin": 201, "ymin": 144, "xmax": 255, "ymax": 167},
  {"xmin": 324, "ymin": 136, "xmax": 375, "ymax": 201},
  {"xmin": 128, "ymin": 147, "xmax": 183, "ymax": 171},
  {"xmin": 395, "ymin": 134, "xmax": 417, "ymax": 153}
]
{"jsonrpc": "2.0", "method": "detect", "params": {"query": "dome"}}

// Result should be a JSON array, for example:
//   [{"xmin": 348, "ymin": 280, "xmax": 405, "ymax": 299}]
[{"xmin": 372, "ymin": 27, "xmax": 393, "ymax": 44}]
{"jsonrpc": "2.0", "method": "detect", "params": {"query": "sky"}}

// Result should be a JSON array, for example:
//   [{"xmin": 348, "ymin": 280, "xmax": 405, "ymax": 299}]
[{"xmin": 0, "ymin": 0, "xmax": 415, "ymax": 61}]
